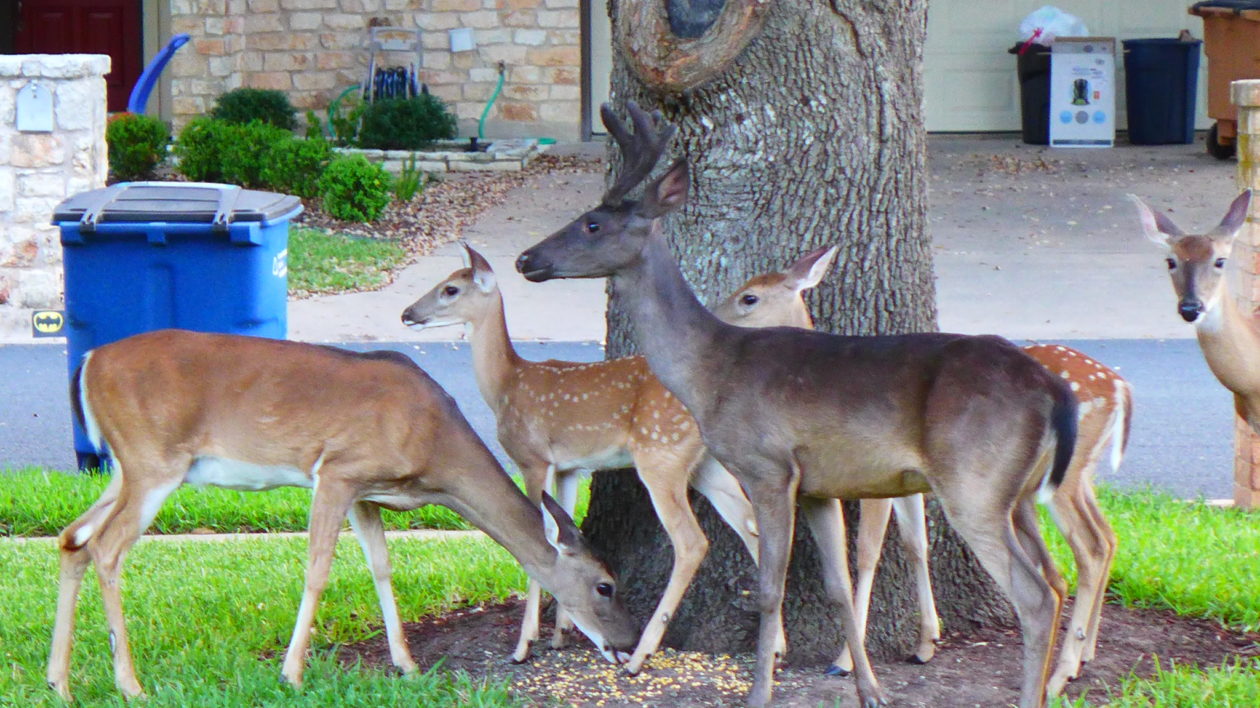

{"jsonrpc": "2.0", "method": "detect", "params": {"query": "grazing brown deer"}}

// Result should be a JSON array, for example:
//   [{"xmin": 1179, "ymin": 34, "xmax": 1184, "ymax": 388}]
[
  {"xmin": 1135, "ymin": 191, "xmax": 1259, "ymax": 432},
  {"xmin": 47, "ymin": 330, "xmax": 638, "ymax": 701},
  {"xmin": 718, "ymin": 254, "xmax": 1128, "ymax": 697},
  {"xmin": 515, "ymin": 102, "xmax": 1076, "ymax": 708},
  {"xmin": 400, "ymin": 241, "xmax": 836, "ymax": 671}
]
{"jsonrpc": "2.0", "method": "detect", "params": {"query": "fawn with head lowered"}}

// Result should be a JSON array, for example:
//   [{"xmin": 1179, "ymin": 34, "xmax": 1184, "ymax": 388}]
[
  {"xmin": 516, "ymin": 101, "xmax": 1077, "ymax": 708},
  {"xmin": 47, "ymin": 330, "xmax": 637, "ymax": 701},
  {"xmin": 401, "ymin": 240, "xmax": 836, "ymax": 671}
]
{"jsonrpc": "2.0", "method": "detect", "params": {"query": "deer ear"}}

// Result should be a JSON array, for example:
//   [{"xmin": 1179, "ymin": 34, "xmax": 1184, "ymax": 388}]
[
  {"xmin": 540, "ymin": 493, "xmax": 582, "ymax": 554},
  {"xmin": 641, "ymin": 159, "xmax": 689, "ymax": 218},
  {"xmin": 1212, "ymin": 189, "xmax": 1251, "ymax": 240},
  {"xmin": 787, "ymin": 245, "xmax": 839, "ymax": 291},
  {"xmin": 1129, "ymin": 194, "xmax": 1184, "ymax": 246},
  {"xmin": 462, "ymin": 243, "xmax": 497, "ymax": 293}
]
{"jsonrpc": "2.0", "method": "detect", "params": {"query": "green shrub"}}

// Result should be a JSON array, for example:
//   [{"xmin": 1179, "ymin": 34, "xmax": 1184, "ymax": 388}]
[
  {"xmin": 330, "ymin": 94, "xmax": 365, "ymax": 147},
  {"xmin": 106, "ymin": 113, "xmax": 169, "ymax": 181},
  {"xmin": 173, "ymin": 116, "xmax": 232, "ymax": 182},
  {"xmin": 210, "ymin": 87, "xmax": 296, "ymax": 130},
  {"xmin": 259, "ymin": 136, "xmax": 333, "ymax": 198},
  {"xmin": 318, "ymin": 155, "xmax": 392, "ymax": 222},
  {"xmin": 394, "ymin": 154, "xmax": 426, "ymax": 202},
  {"xmin": 357, "ymin": 95, "xmax": 457, "ymax": 150},
  {"xmin": 218, "ymin": 120, "xmax": 291, "ymax": 189}
]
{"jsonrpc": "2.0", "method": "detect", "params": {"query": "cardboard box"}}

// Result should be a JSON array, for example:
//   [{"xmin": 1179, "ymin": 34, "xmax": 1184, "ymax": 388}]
[{"xmin": 1050, "ymin": 37, "xmax": 1116, "ymax": 148}]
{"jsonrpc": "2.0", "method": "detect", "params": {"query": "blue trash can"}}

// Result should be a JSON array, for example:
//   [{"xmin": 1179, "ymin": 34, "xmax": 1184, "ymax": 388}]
[
  {"xmin": 1123, "ymin": 38, "xmax": 1202, "ymax": 144},
  {"xmin": 53, "ymin": 182, "xmax": 303, "ymax": 468}
]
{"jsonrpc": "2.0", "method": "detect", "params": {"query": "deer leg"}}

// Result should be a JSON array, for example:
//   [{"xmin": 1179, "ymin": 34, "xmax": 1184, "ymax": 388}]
[
  {"xmin": 937, "ymin": 491, "xmax": 1058, "ymax": 708},
  {"xmin": 1045, "ymin": 481, "xmax": 1114, "ymax": 695},
  {"xmin": 88, "ymin": 465, "xmax": 184, "ymax": 699},
  {"xmin": 347, "ymin": 501, "xmax": 418, "ymax": 676},
  {"xmin": 549, "ymin": 468, "xmax": 580, "ymax": 649},
  {"xmin": 48, "ymin": 472, "xmax": 123, "ymax": 701},
  {"xmin": 1078, "ymin": 482, "xmax": 1117, "ymax": 663},
  {"xmin": 891, "ymin": 493, "xmax": 941, "ymax": 664},
  {"xmin": 689, "ymin": 454, "xmax": 760, "ymax": 563},
  {"xmin": 281, "ymin": 477, "xmax": 354, "ymax": 688},
  {"xmin": 512, "ymin": 463, "xmax": 551, "ymax": 663},
  {"xmin": 625, "ymin": 450, "xmax": 708, "ymax": 674},
  {"xmin": 742, "ymin": 471, "xmax": 799, "ymax": 708},
  {"xmin": 802, "ymin": 497, "xmax": 887, "ymax": 708},
  {"xmin": 830, "ymin": 497, "xmax": 892, "ymax": 676}
]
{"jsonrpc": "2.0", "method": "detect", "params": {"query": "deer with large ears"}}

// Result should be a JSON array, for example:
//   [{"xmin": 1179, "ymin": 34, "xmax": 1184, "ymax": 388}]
[
  {"xmin": 400, "ymin": 240, "xmax": 836, "ymax": 672},
  {"xmin": 515, "ymin": 102, "xmax": 1077, "ymax": 708},
  {"xmin": 46, "ymin": 330, "xmax": 638, "ymax": 701},
  {"xmin": 720, "ymin": 250, "xmax": 1129, "ymax": 697},
  {"xmin": 1135, "ymin": 190, "xmax": 1260, "ymax": 431}
]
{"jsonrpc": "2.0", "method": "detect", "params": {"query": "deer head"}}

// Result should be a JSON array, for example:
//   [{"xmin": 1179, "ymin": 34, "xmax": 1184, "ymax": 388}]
[
  {"xmin": 401, "ymin": 241, "xmax": 498, "ymax": 330},
  {"xmin": 516, "ymin": 102, "xmax": 689, "ymax": 282},
  {"xmin": 712, "ymin": 246, "xmax": 839, "ymax": 329},
  {"xmin": 1134, "ymin": 190, "xmax": 1252, "ymax": 324}
]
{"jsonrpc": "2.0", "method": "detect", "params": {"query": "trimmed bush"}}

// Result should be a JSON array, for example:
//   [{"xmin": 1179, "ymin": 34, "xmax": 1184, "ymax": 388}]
[
  {"xmin": 357, "ymin": 95, "xmax": 457, "ymax": 150},
  {"xmin": 173, "ymin": 116, "xmax": 231, "ymax": 182},
  {"xmin": 260, "ymin": 137, "xmax": 334, "ymax": 199},
  {"xmin": 106, "ymin": 113, "xmax": 169, "ymax": 181},
  {"xmin": 318, "ymin": 155, "xmax": 392, "ymax": 222},
  {"xmin": 211, "ymin": 87, "xmax": 296, "ymax": 130}
]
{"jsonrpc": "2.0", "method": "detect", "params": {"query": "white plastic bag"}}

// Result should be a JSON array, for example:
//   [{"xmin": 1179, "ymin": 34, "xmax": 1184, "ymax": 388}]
[{"xmin": 1018, "ymin": 5, "xmax": 1089, "ymax": 44}]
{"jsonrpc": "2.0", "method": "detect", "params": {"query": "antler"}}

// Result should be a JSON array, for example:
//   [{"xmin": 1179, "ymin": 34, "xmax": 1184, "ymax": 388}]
[{"xmin": 601, "ymin": 101, "xmax": 677, "ymax": 207}]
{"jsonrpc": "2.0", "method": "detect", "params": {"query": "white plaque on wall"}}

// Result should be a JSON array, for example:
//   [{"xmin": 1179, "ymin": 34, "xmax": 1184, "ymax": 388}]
[{"xmin": 17, "ymin": 82, "xmax": 55, "ymax": 132}]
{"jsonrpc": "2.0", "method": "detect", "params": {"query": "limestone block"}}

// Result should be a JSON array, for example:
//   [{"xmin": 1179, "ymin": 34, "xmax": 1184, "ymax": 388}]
[
  {"xmin": 448, "ymin": 158, "xmax": 522, "ymax": 172},
  {"xmin": 264, "ymin": 53, "xmax": 314, "ymax": 72},
  {"xmin": 425, "ymin": 52, "xmax": 453, "ymax": 70},
  {"xmin": 280, "ymin": 0, "xmax": 338, "ymax": 8},
  {"xmin": 291, "ymin": 13, "xmax": 325, "ymax": 31},
  {"xmin": 245, "ymin": 13, "xmax": 287, "ymax": 34},
  {"xmin": 293, "ymin": 72, "xmax": 338, "ymax": 91},
  {"xmin": 546, "ymin": 67, "xmax": 578, "ymax": 85},
  {"xmin": 250, "ymin": 72, "xmax": 294, "ymax": 90},
  {"xmin": 548, "ymin": 29, "xmax": 580, "ymax": 45},
  {"xmin": 527, "ymin": 46, "xmax": 579, "ymax": 67},
  {"xmin": 424, "ymin": 14, "xmax": 461, "ymax": 31},
  {"xmin": 482, "ymin": 45, "xmax": 530, "ymax": 66},
  {"xmin": 478, "ymin": 28, "xmax": 512, "ymax": 45},
  {"xmin": 15, "ymin": 268, "xmax": 62, "ymax": 308},
  {"xmin": 463, "ymin": 11, "xmax": 498, "ymax": 29},
  {"xmin": 10, "ymin": 135, "xmax": 66, "ymax": 168},
  {"xmin": 550, "ymin": 84, "xmax": 580, "ymax": 101},
  {"xmin": 16, "ymin": 196, "xmax": 63, "ymax": 223},
  {"xmin": 249, "ymin": 0, "xmax": 280, "ymax": 11},
  {"xmin": 536, "ymin": 9, "xmax": 579, "ymax": 28},
  {"xmin": 509, "ymin": 65, "xmax": 542, "ymax": 83},
  {"xmin": 500, "ymin": 102, "xmax": 538, "ymax": 122},
  {"xmin": 545, "ymin": 0, "xmax": 578, "ymax": 7},
  {"xmin": 17, "ymin": 171, "xmax": 68, "ymax": 199},
  {"xmin": 514, "ymin": 29, "xmax": 548, "ymax": 46},
  {"xmin": 0, "ymin": 85, "xmax": 15, "ymax": 127},
  {"xmin": 0, "ymin": 169, "xmax": 15, "ymax": 212},
  {"xmin": 19, "ymin": 55, "xmax": 111, "ymax": 79},
  {"xmin": 432, "ymin": 0, "xmax": 480, "ymax": 10},
  {"xmin": 54, "ymin": 83, "xmax": 96, "ymax": 131},
  {"xmin": 540, "ymin": 100, "xmax": 578, "ymax": 123},
  {"xmin": 503, "ymin": 10, "xmax": 537, "ymax": 28},
  {"xmin": 469, "ymin": 67, "xmax": 500, "ymax": 83},
  {"xmin": 504, "ymin": 84, "xmax": 543, "ymax": 100},
  {"xmin": 209, "ymin": 56, "xmax": 239, "ymax": 77},
  {"xmin": 324, "ymin": 13, "xmax": 364, "ymax": 31}
]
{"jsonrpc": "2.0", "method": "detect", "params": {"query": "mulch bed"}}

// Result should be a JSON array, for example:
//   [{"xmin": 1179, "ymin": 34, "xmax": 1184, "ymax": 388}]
[{"xmin": 339, "ymin": 597, "xmax": 1259, "ymax": 707}]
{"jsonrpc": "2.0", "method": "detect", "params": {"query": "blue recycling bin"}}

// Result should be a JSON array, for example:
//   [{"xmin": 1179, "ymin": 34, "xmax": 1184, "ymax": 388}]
[
  {"xmin": 1123, "ymin": 38, "xmax": 1202, "ymax": 144},
  {"xmin": 53, "ymin": 182, "xmax": 303, "ymax": 468}
]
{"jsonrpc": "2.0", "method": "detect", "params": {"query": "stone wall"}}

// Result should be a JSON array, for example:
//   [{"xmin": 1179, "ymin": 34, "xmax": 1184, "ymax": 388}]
[
  {"xmin": 0, "ymin": 55, "xmax": 110, "ymax": 337},
  {"xmin": 168, "ymin": 0, "xmax": 582, "ymax": 140}
]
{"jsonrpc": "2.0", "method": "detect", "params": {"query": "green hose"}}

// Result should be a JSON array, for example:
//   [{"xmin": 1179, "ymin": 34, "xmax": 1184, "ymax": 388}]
[
  {"xmin": 478, "ymin": 63, "xmax": 506, "ymax": 141},
  {"xmin": 327, "ymin": 84, "xmax": 361, "ymax": 140}
]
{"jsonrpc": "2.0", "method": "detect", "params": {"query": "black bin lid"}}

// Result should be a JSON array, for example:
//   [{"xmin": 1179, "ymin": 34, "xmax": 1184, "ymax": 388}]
[
  {"xmin": 1191, "ymin": 1, "xmax": 1260, "ymax": 11},
  {"xmin": 52, "ymin": 182, "xmax": 302, "ymax": 229}
]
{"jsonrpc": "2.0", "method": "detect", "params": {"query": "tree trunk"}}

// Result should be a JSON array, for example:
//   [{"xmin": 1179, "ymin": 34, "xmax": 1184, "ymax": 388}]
[{"xmin": 582, "ymin": 0, "xmax": 1013, "ymax": 666}]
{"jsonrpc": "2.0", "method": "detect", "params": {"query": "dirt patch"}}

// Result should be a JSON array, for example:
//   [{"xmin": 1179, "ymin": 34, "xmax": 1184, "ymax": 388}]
[{"xmin": 339, "ymin": 598, "xmax": 1259, "ymax": 707}]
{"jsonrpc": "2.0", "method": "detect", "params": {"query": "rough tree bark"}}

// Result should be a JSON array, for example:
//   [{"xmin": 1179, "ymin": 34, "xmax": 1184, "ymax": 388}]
[{"xmin": 581, "ymin": 0, "xmax": 1013, "ymax": 665}]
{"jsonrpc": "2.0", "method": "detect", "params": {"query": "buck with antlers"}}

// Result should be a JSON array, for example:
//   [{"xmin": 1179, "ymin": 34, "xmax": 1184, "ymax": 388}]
[
  {"xmin": 717, "ymin": 250, "xmax": 1129, "ymax": 697},
  {"xmin": 400, "ymin": 240, "xmax": 837, "ymax": 671},
  {"xmin": 47, "ymin": 330, "xmax": 638, "ymax": 701},
  {"xmin": 1135, "ymin": 191, "xmax": 1259, "ymax": 432},
  {"xmin": 515, "ymin": 102, "xmax": 1077, "ymax": 708}
]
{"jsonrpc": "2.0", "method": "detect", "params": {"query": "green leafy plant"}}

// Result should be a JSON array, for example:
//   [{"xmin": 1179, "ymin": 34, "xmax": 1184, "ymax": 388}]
[
  {"xmin": 210, "ymin": 87, "xmax": 297, "ymax": 130},
  {"xmin": 329, "ymin": 95, "xmax": 365, "ymax": 147},
  {"xmin": 357, "ymin": 95, "xmax": 457, "ymax": 150},
  {"xmin": 173, "ymin": 116, "xmax": 232, "ymax": 182},
  {"xmin": 106, "ymin": 113, "xmax": 169, "ymax": 181},
  {"xmin": 217, "ymin": 120, "xmax": 292, "ymax": 189},
  {"xmin": 318, "ymin": 155, "xmax": 392, "ymax": 222},
  {"xmin": 394, "ymin": 154, "xmax": 426, "ymax": 202},
  {"xmin": 304, "ymin": 109, "xmax": 325, "ymax": 140},
  {"xmin": 260, "ymin": 137, "xmax": 333, "ymax": 198}
]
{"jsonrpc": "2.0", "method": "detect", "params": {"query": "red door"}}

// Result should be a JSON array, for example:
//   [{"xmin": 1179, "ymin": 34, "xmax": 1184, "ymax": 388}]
[{"xmin": 15, "ymin": 0, "xmax": 142, "ymax": 112}]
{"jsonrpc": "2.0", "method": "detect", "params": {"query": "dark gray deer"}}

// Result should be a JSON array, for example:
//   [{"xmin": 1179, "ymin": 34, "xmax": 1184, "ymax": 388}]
[{"xmin": 515, "ymin": 102, "xmax": 1077, "ymax": 708}]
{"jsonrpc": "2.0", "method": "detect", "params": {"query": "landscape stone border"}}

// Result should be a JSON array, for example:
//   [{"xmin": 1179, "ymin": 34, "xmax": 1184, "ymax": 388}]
[{"xmin": 336, "ymin": 138, "xmax": 547, "ymax": 174}]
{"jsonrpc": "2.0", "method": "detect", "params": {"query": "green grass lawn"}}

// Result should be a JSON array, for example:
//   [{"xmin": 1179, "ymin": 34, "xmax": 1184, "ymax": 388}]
[
  {"xmin": 0, "ymin": 477, "xmax": 1254, "ymax": 706},
  {"xmin": 287, "ymin": 226, "xmax": 408, "ymax": 297}
]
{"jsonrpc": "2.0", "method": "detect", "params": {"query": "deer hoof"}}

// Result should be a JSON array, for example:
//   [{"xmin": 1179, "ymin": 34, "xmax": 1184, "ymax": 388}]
[
  {"xmin": 824, "ymin": 664, "xmax": 851, "ymax": 677},
  {"xmin": 906, "ymin": 653, "xmax": 929, "ymax": 665}
]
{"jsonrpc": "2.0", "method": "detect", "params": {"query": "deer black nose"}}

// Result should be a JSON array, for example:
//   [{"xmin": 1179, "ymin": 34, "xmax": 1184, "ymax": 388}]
[
  {"xmin": 1178, "ymin": 300, "xmax": 1204, "ymax": 322},
  {"xmin": 516, "ymin": 251, "xmax": 553, "ymax": 282}
]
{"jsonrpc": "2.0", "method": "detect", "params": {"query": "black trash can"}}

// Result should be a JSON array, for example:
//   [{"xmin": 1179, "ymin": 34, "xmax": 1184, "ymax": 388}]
[
  {"xmin": 1123, "ymin": 38, "xmax": 1202, "ymax": 144},
  {"xmin": 1010, "ymin": 43, "xmax": 1053, "ymax": 145}
]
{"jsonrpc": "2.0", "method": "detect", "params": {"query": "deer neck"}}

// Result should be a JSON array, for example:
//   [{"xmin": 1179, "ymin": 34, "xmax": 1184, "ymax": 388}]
[
  {"xmin": 467, "ymin": 293, "xmax": 524, "ymax": 412},
  {"xmin": 441, "ymin": 467, "xmax": 560, "ymax": 579},
  {"xmin": 1195, "ymin": 290, "xmax": 1260, "ymax": 399},
  {"xmin": 611, "ymin": 228, "xmax": 729, "ymax": 415}
]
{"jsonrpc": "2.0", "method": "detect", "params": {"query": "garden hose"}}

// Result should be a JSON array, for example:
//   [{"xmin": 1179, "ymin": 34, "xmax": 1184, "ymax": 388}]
[
  {"xmin": 327, "ymin": 84, "xmax": 361, "ymax": 140},
  {"xmin": 478, "ymin": 62, "xmax": 506, "ymax": 141}
]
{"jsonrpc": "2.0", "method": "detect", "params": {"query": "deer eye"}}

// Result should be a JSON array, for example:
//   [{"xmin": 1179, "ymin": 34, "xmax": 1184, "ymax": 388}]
[
  {"xmin": 1215, "ymin": 258, "xmax": 1227, "ymax": 268},
  {"xmin": 443, "ymin": 285, "xmax": 460, "ymax": 297},
  {"xmin": 595, "ymin": 582, "xmax": 614, "ymax": 598},
  {"xmin": 1166, "ymin": 258, "xmax": 1177, "ymax": 271},
  {"xmin": 740, "ymin": 293, "xmax": 759, "ymax": 307},
  {"xmin": 586, "ymin": 220, "xmax": 601, "ymax": 234}
]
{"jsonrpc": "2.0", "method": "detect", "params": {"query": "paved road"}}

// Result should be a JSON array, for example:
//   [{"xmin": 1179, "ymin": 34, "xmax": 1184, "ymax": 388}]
[{"xmin": 0, "ymin": 338, "xmax": 1234, "ymax": 501}]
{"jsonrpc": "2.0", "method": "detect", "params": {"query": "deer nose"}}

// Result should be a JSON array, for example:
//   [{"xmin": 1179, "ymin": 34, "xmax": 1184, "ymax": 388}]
[
  {"xmin": 1178, "ymin": 300, "xmax": 1204, "ymax": 323},
  {"xmin": 515, "ymin": 251, "xmax": 553, "ymax": 282},
  {"xmin": 400, "ymin": 309, "xmax": 426, "ymax": 327}
]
